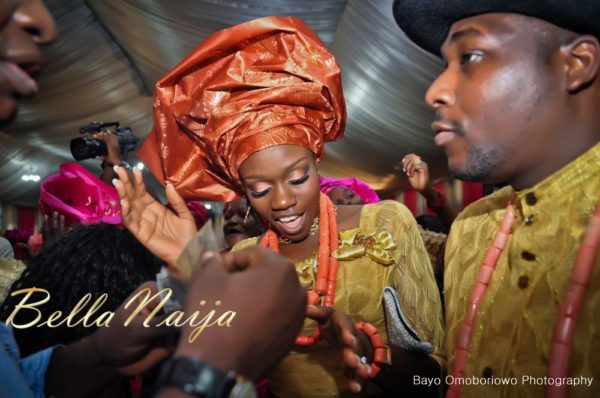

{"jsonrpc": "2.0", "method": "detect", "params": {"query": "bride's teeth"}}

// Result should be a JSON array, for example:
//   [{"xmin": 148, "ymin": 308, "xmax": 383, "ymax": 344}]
[{"xmin": 279, "ymin": 215, "xmax": 299, "ymax": 223}]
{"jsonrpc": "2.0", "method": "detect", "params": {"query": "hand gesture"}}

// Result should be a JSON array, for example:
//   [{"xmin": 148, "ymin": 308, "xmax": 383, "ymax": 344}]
[
  {"xmin": 402, "ymin": 153, "xmax": 430, "ymax": 192},
  {"xmin": 94, "ymin": 131, "xmax": 122, "ymax": 166},
  {"xmin": 42, "ymin": 211, "xmax": 68, "ymax": 249},
  {"xmin": 306, "ymin": 306, "xmax": 373, "ymax": 393},
  {"xmin": 89, "ymin": 281, "xmax": 177, "ymax": 376},
  {"xmin": 176, "ymin": 247, "xmax": 306, "ymax": 382},
  {"xmin": 113, "ymin": 166, "xmax": 197, "ymax": 268}
]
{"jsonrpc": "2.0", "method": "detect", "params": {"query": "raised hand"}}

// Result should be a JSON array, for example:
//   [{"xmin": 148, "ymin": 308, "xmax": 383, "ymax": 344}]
[
  {"xmin": 175, "ymin": 247, "xmax": 306, "ymax": 382},
  {"xmin": 306, "ymin": 305, "xmax": 373, "ymax": 393},
  {"xmin": 113, "ymin": 166, "xmax": 197, "ymax": 269},
  {"xmin": 401, "ymin": 153, "xmax": 430, "ymax": 192},
  {"xmin": 45, "ymin": 282, "xmax": 176, "ymax": 398},
  {"xmin": 94, "ymin": 131, "xmax": 122, "ymax": 166},
  {"xmin": 42, "ymin": 210, "xmax": 68, "ymax": 249},
  {"xmin": 91, "ymin": 281, "xmax": 176, "ymax": 376}
]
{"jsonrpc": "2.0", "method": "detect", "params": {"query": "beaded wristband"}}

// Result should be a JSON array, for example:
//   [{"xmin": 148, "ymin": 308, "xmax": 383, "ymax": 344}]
[
  {"xmin": 426, "ymin": 191, "xmax": 446, "ymax": 212},
  {"xmin": 355, "ymin": 322, "xmax": 390, "ymax": 378}
]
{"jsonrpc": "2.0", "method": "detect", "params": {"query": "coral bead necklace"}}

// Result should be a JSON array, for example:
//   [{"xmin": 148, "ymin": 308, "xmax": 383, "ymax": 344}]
[
  {"xmin": 447, "ymin": 201, "xmax": 600, "ymax": 398},
  {"xmin": 260, "ymin": 192, "xmax": 339, "ymax": 346}
]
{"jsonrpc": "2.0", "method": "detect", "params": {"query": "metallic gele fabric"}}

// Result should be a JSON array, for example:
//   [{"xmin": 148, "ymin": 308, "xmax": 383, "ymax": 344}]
[{"xmin": 138, "ymin": 16, "xmax": 346, "ymax": 201}]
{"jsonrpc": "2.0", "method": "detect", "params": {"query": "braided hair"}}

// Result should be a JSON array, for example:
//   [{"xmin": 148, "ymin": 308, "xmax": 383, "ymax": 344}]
[{"xmin": 0, "ymin": 222, "xmax": 163, "ymax": 357}]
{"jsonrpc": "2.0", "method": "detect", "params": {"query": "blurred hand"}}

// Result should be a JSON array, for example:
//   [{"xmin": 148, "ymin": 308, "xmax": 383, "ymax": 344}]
[
  {"xmin": 306, "ymin": 306, "xmax": 373, "ymax": 393},
  {"xmin": 89, "ymin": 281, "xmax": 177, "ymax": 376},
  {"xmin": 176, "ymin": 247, "xmax": 306, "ymax": 382},
  {"xmin": 42, "ymin": 211, "xmax": 68, "ymax": 249},
  {"xmin": 94, "ymin": 131, "xmax": 122, "ymax": 165},
  {"xmin": 45, "ymin": 282, "xmax": 176, "ymax": 397},
  {"xmin": 402, "ymin": 153, "xmax": 430, "ymax": 192},
  {"xmin": 113, "ymin": 166, "xmax": 197, "ymax": 269}
]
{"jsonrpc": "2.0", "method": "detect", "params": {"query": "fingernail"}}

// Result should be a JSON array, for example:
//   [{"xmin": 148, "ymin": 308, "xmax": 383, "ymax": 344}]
[
  {"xmin": 112, "ymin": 178, "xmax": 119, "ymax": 186},
  {"xmin": 113, "ymin": 165, "xmax": 119, "ymax": 172},
  {"xmin": 120, "ymin": 199, "xmax": 126, "ymax": 206}
]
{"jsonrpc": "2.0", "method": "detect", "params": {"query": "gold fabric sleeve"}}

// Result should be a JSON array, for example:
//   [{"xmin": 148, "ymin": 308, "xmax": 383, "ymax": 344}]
[
  {"xmin": 232, "ymin": 201, "xmax": 445, "ymax": 396},
  {"xmin": 444, "ymin": 142, "xmax": 600, "ymax": 397}
]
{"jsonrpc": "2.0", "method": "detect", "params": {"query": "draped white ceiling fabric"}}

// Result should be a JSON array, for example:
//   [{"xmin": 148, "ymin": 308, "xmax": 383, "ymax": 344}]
[{"xmin": 0, "ymin": 0, "xmax": 446, "ymax": 206}]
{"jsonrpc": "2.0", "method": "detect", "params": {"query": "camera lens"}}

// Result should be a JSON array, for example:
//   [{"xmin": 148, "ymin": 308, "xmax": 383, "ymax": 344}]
[{"xmin": 70, "ymin": 137, "xmax": 108, "ymax": 161}]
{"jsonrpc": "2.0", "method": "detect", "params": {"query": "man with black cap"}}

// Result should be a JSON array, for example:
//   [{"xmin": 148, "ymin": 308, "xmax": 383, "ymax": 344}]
[{"xmin": 394, "ymin": 1, "xmax": 600, "ymax": 397}]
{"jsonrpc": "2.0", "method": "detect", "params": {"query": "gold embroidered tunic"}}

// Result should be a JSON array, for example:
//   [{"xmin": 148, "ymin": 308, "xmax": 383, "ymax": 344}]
[
  {"xmin": 444, "ymin": 143, "xmax": 600, "ymax": 397},
  {"xmin": 0, "ymin": 258, "xmax": 26, "ymax": 305},
  {"xmin": 234, "ymin": 200, "xmax": 444, "ymax": 397}
]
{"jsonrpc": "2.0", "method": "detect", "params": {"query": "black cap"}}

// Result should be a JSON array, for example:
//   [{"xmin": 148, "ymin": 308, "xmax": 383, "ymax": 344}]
[{"xmin": 393, "ymin": 0, "xmax": 600, "ymax": 56}]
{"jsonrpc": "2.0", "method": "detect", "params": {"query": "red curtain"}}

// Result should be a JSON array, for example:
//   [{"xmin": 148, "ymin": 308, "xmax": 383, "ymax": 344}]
[
  {"xmin": 402, "ymin": 190, "xmax": 418, "ymax": 215},
  {"xmin": 462, "ymin": 182, "xmax": 484, "ymax": 208},
  {"xmin": 425, "ymin": 181, "xmax": 446, "ymax": 215},
  {"xmin": 17, "ymin": 206, "xmax": 36, "ymax": 235}
]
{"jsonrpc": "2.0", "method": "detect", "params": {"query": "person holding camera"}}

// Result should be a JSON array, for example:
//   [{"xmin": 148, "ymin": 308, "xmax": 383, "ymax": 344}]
[
  {"xmin": 68, "ymin": 121, "xmax": 140, "ymax": 187},
  {"xmin": 94, "ymin": 129, "xmax": 123, "ymax": 186}
]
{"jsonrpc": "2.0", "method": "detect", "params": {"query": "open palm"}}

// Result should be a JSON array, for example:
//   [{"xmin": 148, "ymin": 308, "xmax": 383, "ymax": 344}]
[{"xmin": 113, "ymin": 166, "xmax": 197, "ymax": 269}]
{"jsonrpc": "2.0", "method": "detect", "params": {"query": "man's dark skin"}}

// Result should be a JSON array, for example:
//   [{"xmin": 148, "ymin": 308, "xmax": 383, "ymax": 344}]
[
  {"xmin": 415, "ymin": 11, "xmax": 600, "ymax": 396},
  {"xmin": 426, "ymin": 13, "xmax": 600, "ymax": 189},
  {"xmin": 0, "ymin": 0, "xmax": 56, "ymax": 124},
  {"xmin": 157, "ymin": 248, "xmax": 306, "ymax": 398}
]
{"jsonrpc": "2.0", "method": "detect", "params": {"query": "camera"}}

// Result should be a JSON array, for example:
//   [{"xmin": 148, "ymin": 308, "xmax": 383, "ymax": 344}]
[{"xmin": 70, "ymin": 122, "xmax": 139, "ymax": 161}]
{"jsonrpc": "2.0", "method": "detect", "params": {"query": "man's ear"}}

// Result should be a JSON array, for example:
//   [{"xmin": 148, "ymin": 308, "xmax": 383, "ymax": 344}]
[{"xmin": 562, "ymin": 35, "xmax": 600, "ymax": 93}]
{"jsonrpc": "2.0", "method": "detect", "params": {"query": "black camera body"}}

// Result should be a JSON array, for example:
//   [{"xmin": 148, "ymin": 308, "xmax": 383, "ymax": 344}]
[{"xmin": 70, "ymin": 121, "xmax": 139, "ymax": 161}]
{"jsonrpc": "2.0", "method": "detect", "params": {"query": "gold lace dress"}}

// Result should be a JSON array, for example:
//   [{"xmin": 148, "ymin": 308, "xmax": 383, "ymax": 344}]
[{"xmin": 233, "ymin": 200, "xmax": 445, "ymax": 397}]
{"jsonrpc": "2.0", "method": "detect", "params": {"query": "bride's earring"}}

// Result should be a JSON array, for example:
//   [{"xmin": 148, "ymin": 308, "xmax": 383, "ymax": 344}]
[{"xmin": 243, "ymin": 205, "xmax": 252, "ymax": 225}]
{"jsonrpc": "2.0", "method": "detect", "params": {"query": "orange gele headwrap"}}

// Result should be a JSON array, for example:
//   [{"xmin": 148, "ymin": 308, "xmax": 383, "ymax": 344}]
[{"xmin": 138, "ymin": 16, "xmax": 346, "ymax": 202}]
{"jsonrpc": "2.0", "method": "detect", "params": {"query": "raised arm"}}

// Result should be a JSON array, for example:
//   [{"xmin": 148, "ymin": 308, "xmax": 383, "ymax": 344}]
[
  {"xmin": 113, "ymin": 166, "xmax": 197, "ymax": 269},
  {"xmin": 402, "ymin": 153, "xmax": 458, "ymax": 231}
]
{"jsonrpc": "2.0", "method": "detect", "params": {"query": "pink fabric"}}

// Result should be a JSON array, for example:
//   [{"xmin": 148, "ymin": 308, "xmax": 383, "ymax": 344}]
[
  {"xmin": 319, "ymin": 176, "xmax": 380, "ymax": 204},
  {"xmin": 3, "ymin": 228, "xmax": 29, "ymax": 260},
  {"xmin": 166, "ymin": 201, "xmax": 209, "ymax": 230},
  {"xmin": 27, "ymin": 233, "xmax": 43, "ymax": 253},
  {"xmin": 186, "ymin": 201, "xmax": 209, "ymax": 229},
  {"xmin": 39, "ymin": 162, "xmax": 121, "ymax": 226}
]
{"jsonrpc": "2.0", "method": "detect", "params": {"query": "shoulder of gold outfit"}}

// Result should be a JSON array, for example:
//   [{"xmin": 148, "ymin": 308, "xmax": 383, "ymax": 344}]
[
  {"xmin": 260, "ymin": 192, "xmax": 389, "ymax": 378},
  {"xmin": 446, "ymin": 200, "xmax": 600, "ymax": 398}
]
